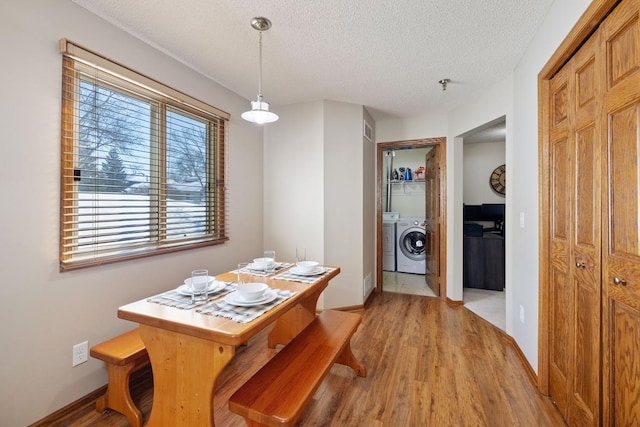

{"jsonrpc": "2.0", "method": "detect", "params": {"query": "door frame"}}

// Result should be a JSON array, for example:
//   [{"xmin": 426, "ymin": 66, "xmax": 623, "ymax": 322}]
[
  {"xmin": 375, "ymin": 137, "xmax": 447, "ymax": 299},
  {"xmin": 538, "ymin": 0, "xmax": 619, "ymax": 394}
]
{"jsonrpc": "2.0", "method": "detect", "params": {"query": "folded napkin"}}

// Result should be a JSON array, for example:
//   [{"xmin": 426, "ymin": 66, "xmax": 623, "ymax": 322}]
[
  {"xmin": 197, "ymin": 288, "xmax": 296, "ymax": 323},
  {"xmin": 147, "ymin": 283, "xmax": 235, "ymax": 310},
  {"xmin": 274, "ymin": 267, "xmax": 336, "ymax": 284}
]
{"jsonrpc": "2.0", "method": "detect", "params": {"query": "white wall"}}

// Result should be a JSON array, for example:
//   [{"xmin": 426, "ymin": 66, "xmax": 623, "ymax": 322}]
[
  {"xmin": 463, "ymin": 141, "xmax": 506, "ymax": 204},
  {"xmin": 262, "ymin": 101, "xmax": 325, "ymax": 265},
  {"xmin": 263, "ymin": 100, "xmax": 368, "ymax": 309},
  {"xmin": 376, "ymin": 114, "xmax": 448, "ymax": 143},
  {"xmin": 0, "ymin": 1, "xmax": 263, "ymax": 425},
  {"xmin": 509, "ymin": 0, "xmax": 593, "ymax": 372},
  {"xmin": 324, "ymin": 100, "xmax": 365, "ymax": 307},
  {"xmin": 447, "ymin": 75, "xmax": 514, "ymax": 306}
]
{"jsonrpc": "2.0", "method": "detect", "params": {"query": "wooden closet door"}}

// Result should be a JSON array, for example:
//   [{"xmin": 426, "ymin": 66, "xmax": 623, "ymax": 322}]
[
  {"xmin": 548, "ymin": 29, "xmax": 602, "ymax": 427},
  {"xmin": 548, "ymin": 56, "xmax": 573, "ymax": 421},
  {"xmin": 600, "ymin": 0, "xmax": 640, "ymax": 424},
  {"xmin": 424, "ymin": 146, "xmax": 440, "ymax": 296},
  {"xmin": 568, "ymin": 31, "xmax": 602, "ymax": 427}
]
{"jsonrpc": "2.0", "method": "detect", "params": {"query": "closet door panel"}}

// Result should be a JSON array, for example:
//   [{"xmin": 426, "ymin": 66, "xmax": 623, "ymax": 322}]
[
  {"xmin": 548, "ymin": 66, "xmax": 573, "ymax": 417},
  {"xmin": 569, "ymin": 33, "xmax": 602, "ymax": 427},
  {"xmin": 601, "ymin": 0, "xmax": 640, "ymax": 425}
]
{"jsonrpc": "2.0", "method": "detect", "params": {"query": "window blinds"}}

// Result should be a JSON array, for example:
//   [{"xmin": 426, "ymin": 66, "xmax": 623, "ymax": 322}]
[{"xmin": 59, "ymin": 39, "xmax": 228, "ymax": 270}]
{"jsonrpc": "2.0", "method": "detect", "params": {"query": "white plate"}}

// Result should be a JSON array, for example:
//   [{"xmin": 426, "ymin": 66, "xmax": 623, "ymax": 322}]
[
  {"xmin": 176, "ymin": 280, "xmax": 225, "ymax": 296},
  {"xmin": 290, "ymin": 266, "xmax": 325, "ymax": 276},
  {"xmin": 224, "ymin": 288, "xmax": 277, "ymax": 306}
]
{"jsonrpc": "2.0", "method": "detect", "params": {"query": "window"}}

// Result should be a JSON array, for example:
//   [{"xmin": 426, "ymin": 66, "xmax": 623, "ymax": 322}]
[{"xmin": 59, "ymin": 39, "xmax": 229, "ymax": 270}]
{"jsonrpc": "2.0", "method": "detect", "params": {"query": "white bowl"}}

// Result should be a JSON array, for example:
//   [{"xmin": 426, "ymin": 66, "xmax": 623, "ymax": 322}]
[
  {"xmin": 184, "ymin": 276, "xmax": 215, "ymax": 287},
  {"xmin": 253, "ymin": 257, "xmax": 275, "ymax": 269},
  {"xmin": 237, "ymin": 282, "xmax": 268, "ymax": 301},
  {"xmin": 296, "ymin": 261, "xmax": 319, "ymax": 273}
]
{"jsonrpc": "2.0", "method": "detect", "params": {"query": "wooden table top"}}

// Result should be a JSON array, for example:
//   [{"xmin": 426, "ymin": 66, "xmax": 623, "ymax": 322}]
[{"xmin": 118, "ymin": 266, "xmax": 340, "ymax": 346}]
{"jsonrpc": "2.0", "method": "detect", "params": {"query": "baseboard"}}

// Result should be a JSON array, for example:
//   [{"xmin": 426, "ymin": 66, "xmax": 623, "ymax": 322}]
[
  {"xmin": 446, "ymin": 297, "xmax": 464, "ymax": 307},
  {"xmin": 29, "ymin": 366, "xmax": 152, "ymax": 426},
  {"xmin": 502, "ymin": 333, "xmax": 538, "ymax": 387},
  {"xmin": 364, "ymin": 288, "xmax": 377, "ymax": 307},
  {"xmin": 28, "ymin": 385, "xmax": 107, "ymax": 427}
]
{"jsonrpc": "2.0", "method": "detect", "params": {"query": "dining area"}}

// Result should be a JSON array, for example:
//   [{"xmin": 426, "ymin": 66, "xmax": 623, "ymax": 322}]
[{"xmin": 111, "ymin": 253, "xmax": 366, "ymax": 426}]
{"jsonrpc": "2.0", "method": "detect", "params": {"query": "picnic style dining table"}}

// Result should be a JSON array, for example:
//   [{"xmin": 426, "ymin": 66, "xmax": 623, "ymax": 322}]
[{"xmin": 117, "ymin": 264, "xmax": 340, "ymax": 426}]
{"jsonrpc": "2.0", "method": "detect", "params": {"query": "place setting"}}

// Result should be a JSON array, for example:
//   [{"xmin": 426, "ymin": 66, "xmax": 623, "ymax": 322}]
[
  {"xmin": 198, "ymin": 262, "xmax": 296, "ymax": 323},
  {"xmin": 274, "ymin": 248, "xmax": 335, "ymax": 283},
  {"xmin": 241, "ymin": 250, "xmax": 293, "ymax": 276},
  {"xmin": 147, "ymin": 269, "xmax": 234, "ymax": 309}
]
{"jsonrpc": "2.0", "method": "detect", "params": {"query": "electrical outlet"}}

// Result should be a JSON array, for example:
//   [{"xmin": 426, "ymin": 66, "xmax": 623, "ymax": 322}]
[
  {"xmin": 72, "ymin": 341, "xmax": 89, "ymax": 367},
  {"xmin": 519, "ymin": 305, "xmax": 525, "ymax": 324}
]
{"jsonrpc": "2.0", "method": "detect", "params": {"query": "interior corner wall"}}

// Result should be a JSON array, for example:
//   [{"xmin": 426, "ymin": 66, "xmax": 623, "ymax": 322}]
[
  {"xmin": 263, "ymin": 100, "xmax": 370, "ymax": 310},
  {"xmin": 323, "ymin": 100, "xmax": 366, "ymax": 308},
  {"xmin": 262, "ymin": 101, "xmax": 325, "ymax": 272}
]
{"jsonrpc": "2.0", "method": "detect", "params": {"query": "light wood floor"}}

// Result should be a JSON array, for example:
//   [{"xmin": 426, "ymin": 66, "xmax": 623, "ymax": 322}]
[{"xmin": 42, "ymin": 292, "xmax": 567, "ymax": 426}]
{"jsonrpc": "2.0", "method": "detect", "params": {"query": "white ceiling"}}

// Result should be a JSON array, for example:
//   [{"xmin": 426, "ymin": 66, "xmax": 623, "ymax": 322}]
[
  {"xmin": 463, "ymin": 117, "xmax": 506, "ymax": 144},
  {"xmin": 71, "ymin": 0, "xmax": 555, "ymax": 122}
]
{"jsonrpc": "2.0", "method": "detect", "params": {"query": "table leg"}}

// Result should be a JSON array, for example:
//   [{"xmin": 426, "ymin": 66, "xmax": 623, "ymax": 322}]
[
  {"xmin": 140, "ymin": 325, "xmax": 235, "ymax": 426},
  {"xmin": 267, "ymin": 285, "xmax": 324, "ymax": 348}
]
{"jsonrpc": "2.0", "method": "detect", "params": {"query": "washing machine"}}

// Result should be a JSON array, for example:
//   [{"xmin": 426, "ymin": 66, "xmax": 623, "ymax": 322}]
[
  {"xmin": 396, "ymin": 217, "xmax": 426, "ymax": 274},
  {"xmin": 382, "ymin": 212, "xmax": 399, "ymax": 271}
]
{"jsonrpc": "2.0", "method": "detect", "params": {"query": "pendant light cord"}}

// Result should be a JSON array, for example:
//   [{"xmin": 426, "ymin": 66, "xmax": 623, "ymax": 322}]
[{"xmin": 257, "ymin": 30, "xmax": 263, "ymax": 100}]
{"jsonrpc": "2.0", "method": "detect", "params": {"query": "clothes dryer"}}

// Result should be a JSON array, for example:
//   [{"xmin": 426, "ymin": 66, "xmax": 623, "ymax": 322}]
[
  {"xmin": 396, "ymin": 217, "xmax": 426, "ymax": 274},
  {"xmin": 382, "ymin": 212, "xmax": 399, "ymax": 271}
]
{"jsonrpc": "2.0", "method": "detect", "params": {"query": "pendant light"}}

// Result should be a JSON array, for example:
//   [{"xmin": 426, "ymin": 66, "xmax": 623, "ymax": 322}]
[{"xmin": 242, "ymin": 17, "xmax": 279, "ymax": 124}]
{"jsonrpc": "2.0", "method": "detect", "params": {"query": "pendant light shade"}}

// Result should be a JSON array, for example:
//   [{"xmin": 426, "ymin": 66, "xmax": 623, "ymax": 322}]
[
  {"xmin": 241, "ymin": 99, "xmax": 278, "ymax": 124},
  {"xmin": 243, "ymin": 17, "xmax": 278, "ymax": 124}
]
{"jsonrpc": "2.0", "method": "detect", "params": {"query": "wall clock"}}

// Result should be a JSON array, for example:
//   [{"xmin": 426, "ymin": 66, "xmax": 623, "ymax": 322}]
[{"xmin": 490, "ymin": 164, "xmax": 506, "ymax": 195}]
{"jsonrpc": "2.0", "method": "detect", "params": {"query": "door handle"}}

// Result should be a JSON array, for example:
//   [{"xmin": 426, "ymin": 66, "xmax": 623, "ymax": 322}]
[
  {"xmin": 613, "ymin": 277, "xmax": 627, "ymax": 286},
  {"xmin": 575, "ymin": 261, "xmax": 586, "ymax": 268}
]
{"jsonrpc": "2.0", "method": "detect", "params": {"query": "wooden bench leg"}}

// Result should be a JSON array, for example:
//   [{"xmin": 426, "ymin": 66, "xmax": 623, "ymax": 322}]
[
  {"xmin": 96, "ymin": 363, "xmax": 142, "ymax": 427},
  {"xmin": 336, "ymin": 342, "xmax": 366, "ymax": 377}
]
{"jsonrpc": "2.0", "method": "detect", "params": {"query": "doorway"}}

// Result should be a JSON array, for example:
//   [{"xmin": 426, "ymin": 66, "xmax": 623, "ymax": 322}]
[
  {"xmin": 375, "ymin": 138, "xmax": 446, "ymax": 299},
  {"xmin": 461, "ymin": 117, "xmax": 506, "ymax": 330}
]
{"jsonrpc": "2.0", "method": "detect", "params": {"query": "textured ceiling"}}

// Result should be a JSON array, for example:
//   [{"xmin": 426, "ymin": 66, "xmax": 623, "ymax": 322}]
[{"xmin": 71, "ymin": 0, "xmax": 554, "ymax": 122}]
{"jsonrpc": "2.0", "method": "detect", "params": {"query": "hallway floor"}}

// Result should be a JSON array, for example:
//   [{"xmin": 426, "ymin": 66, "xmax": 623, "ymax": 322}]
[
  {"xmin": 463, "ymin": 287, "xmax": 505, "ymax": 331},
  {"xmin": 382, "ymin": 271, "xmax": 505, "ymax": 331},
  {"xmin": 382, "ymin": 270, "xmax": 437, "ymax": 297}
]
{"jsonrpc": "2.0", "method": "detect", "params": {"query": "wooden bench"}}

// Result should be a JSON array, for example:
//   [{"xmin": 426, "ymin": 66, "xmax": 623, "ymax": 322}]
[
  {"xmin": 229, "ymin": 309, "xmax": 366, "ymax": 427},
  {"xmin": 89, "ymin": 327, "xmax": 149, "ymax": 427}
]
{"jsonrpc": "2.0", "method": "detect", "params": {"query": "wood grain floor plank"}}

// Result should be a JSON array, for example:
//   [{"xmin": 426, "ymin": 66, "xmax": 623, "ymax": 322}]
[{"xmin": 38, "ymin": 292, "xmax": 567, "ymax": 426}]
